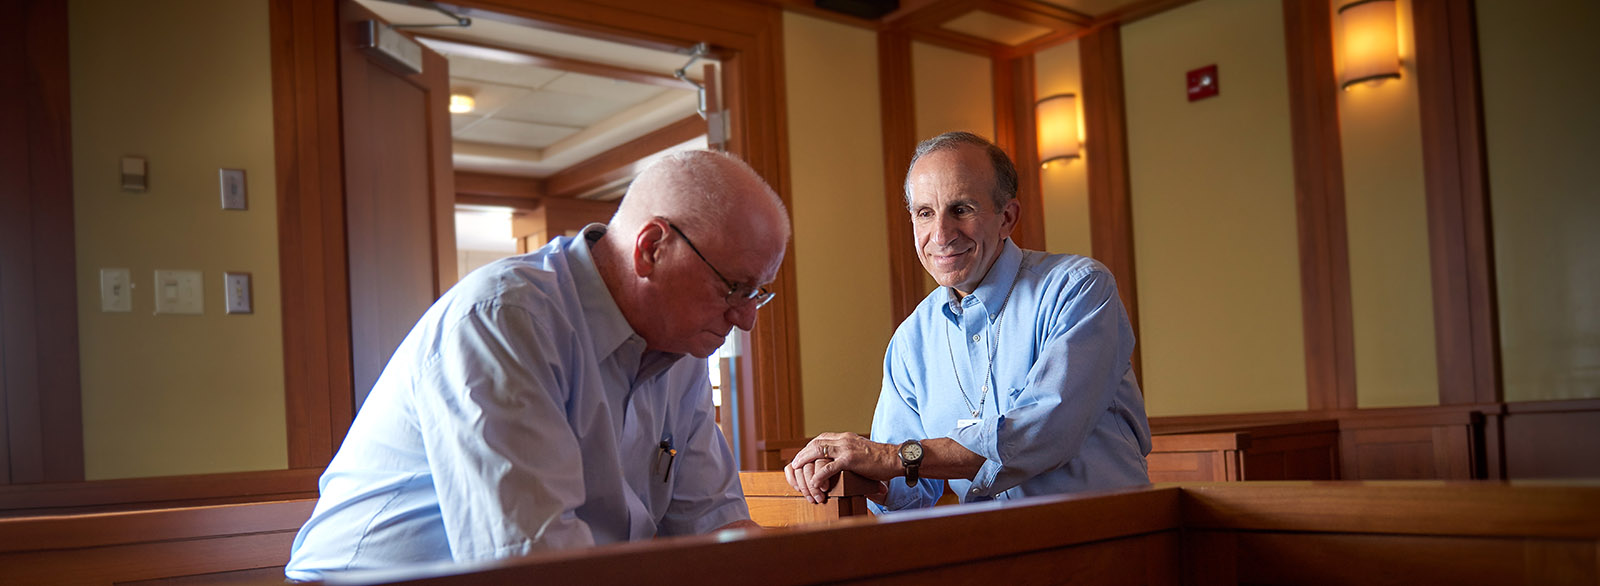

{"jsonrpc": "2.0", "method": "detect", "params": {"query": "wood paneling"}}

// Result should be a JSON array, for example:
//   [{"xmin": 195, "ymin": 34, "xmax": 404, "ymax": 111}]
[
  {"xmin": 0, "ymin": 468, "xmax": 320, "ymax": 516},
  {"xmin": 0, "ymin": 0, "xmax": 84, "ymax": 484},
  {"xmin": 1233, "ymin": 531, "xmax": 1596, "ymax": 586},
  {"xmin": 878, "ymin": 29, "xmax": 925, "ymax": 327},
  {"xmin": 1499, "ymin": 398, "xmax": 1600, "ymax": 479},
  {"xmin": 739, "ymin": 471, "xmax": 873, "ymax": 527},
  {"xmin": 544, "ymin": 114, "xmax": 705, "ymax": 199},
  {"xmin": 1282, "ymin": 0, "xmax": 1356, "ymax": 411},
  {"xmin": 1149, "ymin": 420, "xmax": 1340, "ymax": 482},
  {"xmin": 1413, "ymin": 0, "xmax": 1501, "ymax": 405},
  {"xmin": 0, "ymin": 499, "xmax": 312, "ymax": 584},
  {"xmin": 993, "ymin": 54, "xmax": 1046, "ymax": 251},
  {"xmin": 1079, "ymin": 25, "xmax": 1141, "ymax": 381},
  {"xmin": 340, "ymin": 0, "xmax": 457, "ymax": 408},
  {"xmin": 1338, "ymin": 405, "xmax": 1482, "ymax": 480},
  {"xmin": 272, "ymin": 0, "xmax": 353, "ymax": 470},
  {"xmin": 455, "ymin": 170, "xmax": 545, "ymax": 199}
]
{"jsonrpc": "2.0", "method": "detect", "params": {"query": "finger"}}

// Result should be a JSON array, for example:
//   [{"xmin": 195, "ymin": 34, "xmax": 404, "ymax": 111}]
[{"xmin": 783, "ymin": 463, "xmax": 799, "ymax": 492}]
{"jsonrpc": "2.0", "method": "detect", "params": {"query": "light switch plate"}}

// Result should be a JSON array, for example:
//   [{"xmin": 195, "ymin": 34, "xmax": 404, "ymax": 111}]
[
  {"xmin": 153, "ymin": 270, "xmax": 203, "ymax": 315},
  {"xmin": 219, "ymin": 168, "xmax": 248, "ymax": 210},
  {"xmin": 100, "ymin": 268, "xmax": 132, "ymax": 312},
  {"xmin": 121, "ymin": 156, "xmax": 147, "ymax": 192},
  {"xmin": 224, "ymin": 272, "xmax": 252, "ymax": 314}
]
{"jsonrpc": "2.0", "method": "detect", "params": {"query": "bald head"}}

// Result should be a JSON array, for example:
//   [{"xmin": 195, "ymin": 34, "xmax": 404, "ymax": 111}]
[
  {"xmin": 595, "ymin": 150, "xmax": 791, "ymax": 356},
  {"xmin": 610, "ymin": 150, "xmax": 791, "ymax": 245}
]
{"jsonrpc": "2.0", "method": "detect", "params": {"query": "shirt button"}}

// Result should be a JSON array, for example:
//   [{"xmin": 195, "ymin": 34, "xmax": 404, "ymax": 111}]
[{"xmin": 972, "ymin": 334, "xmax": 981, "ymax": 342}]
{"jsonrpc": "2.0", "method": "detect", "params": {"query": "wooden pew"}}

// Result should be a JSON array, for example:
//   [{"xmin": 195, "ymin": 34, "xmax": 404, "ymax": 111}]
[
  {"xmin": 738, "ymin": 471, "xmax": 875, "ymax": 527},
  {"xmin": 271, "ymin": 482, "xmax": 1599, "ymax": 586},
  {"xmin": 0, "ymin": 472, "xmax": 869, "ymax": 584},
  {"xmin": 0, "ymin": 498, "xmax": 314, "ymax": 584},
  {"xmin": 1149, "ymin": 419, "xmax": 1340, "ymax": 482}
]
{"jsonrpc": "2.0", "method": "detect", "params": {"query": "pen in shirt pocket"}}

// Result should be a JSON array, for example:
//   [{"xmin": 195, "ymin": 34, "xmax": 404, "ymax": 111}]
[{"xmin": 658, "ymin": 436, "xmax": 677, "ymax": 483}]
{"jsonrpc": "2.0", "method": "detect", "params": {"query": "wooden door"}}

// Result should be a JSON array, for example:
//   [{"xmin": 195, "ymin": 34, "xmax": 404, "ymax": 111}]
[{"xmin": 339, "ymin": 0, "xmax": 455, "ymax": 409}]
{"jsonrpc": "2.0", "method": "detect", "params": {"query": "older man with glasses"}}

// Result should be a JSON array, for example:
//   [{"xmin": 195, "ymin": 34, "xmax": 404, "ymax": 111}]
[{"xmin": 287, "ymin": 150, "xmax": 790, "ymax": 581}]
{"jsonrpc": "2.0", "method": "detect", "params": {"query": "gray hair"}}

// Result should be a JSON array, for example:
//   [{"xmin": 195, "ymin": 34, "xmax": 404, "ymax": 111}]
[{"xmin": 902, "ymin": 131, "xmax": 1018, "ymax": 211}]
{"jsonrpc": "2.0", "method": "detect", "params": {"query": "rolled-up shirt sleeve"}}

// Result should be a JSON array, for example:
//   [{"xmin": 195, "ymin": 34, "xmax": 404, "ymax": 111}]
[
  {"xmin": 949, "ymin": 267, "xmax": 1133, "ymax": 498},
  {"xmin": 414, "ymin": 301, "xmax": 595, "ymax": 560},
  {"xmin": 659, "ymin": 374, "xmax": 751, "ymax": 535},
  {"xmin": 869, "ymin": 333, "xmax": 946, "ymax": 514}
]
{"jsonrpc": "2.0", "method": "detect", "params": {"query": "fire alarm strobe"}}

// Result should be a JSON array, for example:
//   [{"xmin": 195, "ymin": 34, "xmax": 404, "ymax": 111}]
[{"xmin": 1187, "ymin": 64, "xmax": 1219, "ymax": 102}]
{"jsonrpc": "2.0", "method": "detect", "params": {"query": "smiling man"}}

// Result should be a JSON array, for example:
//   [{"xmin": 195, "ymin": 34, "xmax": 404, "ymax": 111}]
[
  {"xmin": 287, "ymin": 150, "xmax": 786, "ymax": 581},
  {"xmin": 784, "ymin": 132, "xmax": 1151, "ymax": 511}
]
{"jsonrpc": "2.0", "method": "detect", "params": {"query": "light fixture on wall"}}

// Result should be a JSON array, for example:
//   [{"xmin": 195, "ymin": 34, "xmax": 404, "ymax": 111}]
[
  {"xmin": 448, "ymin": 92, "xmax": 476, "ymax": 114},
  {"xmin": 1036, "ymin": 93, "xmax": 1080, "ymax": 167},
  {"xmin": 1338, "ymin": 0, "xmax": 1401, "ymax": 90}
]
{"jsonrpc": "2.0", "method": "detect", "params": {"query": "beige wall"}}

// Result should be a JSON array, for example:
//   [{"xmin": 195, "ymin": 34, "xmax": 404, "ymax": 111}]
[
  {"xmin": 1334, "ymin": 0, "xmax": 1439, "ymax": 408},
  {"xmin": 911, "ymin": 41, "xmax": 995, "ymax": 293},
  {"xmin": 1122, "ymin": 0, "xmax": 1308, "ymax": 416},
  {"xmin": 71, "ymin": 0, "xmax": 286, "ymax": 479},
  {"xmin": 784, "ymin": 13, "xmax": 894, "ymax": 435},
  {"xmin": 1034, "ymin": 40, "xmax": 1093, "ymax": 256},
  {"xmin": 1477, "ymin": 0, "xmax": 1600, "ymax": 402},
  {"xmin": 912, "ymin": 42, "xmax": 995, "ymax": 143}
]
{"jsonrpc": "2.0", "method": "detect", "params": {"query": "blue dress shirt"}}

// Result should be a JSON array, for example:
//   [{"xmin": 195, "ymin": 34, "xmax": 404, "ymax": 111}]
[
  {"xmin": 285, "ymin": 226, "xmax": 749, "ymax": 580},
  {"xmin": 870, "ymin": 239, "xmax": 1151, "ymax": 512}
]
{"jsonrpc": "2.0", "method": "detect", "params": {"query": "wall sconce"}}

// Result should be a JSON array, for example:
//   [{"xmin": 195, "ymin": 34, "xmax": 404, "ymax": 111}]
[
  {"xmin": 449, "ymin": 93, "xmax": 476, "ymax": 114},
  {"xmin": 1036, "ymin": 93, "xmax": 1080, "ymax": 167},
  {"xmin": 1338, "ymin": 0, "xmax": 1401, "ymax": 90}
]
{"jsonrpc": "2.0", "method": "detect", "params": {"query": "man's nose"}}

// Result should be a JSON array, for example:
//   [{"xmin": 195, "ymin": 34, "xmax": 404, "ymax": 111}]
[
  {"xmin": 727, "ymin": 301, "xmax": 759, "ymax": 332},
  {"xmin": 932, "ymin": 213, "xmax": 961, "ymax": 245}
]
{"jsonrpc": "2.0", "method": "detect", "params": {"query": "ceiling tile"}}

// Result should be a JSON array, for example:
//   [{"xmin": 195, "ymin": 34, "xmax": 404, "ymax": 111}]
[
  {"xmin": 1035, "ymin": 0, "xmax": 1147, "ymax": 17},
  {"xmin": 445, "ymin": 54, "xmax": 564, "ymax": 90},
  {"xmin": 456, "ymin": 118, "xmax": 580, "ymax": 149},
  {"xmin": 541, "ymin": 72, "xmax": 670, "ymax": 103},
  {"xmin": 941, "ymin": 10, "xmax": 1052, "ymax": 46},
  {"xmin": 446, "ymin": 82, "xmax": 528, "ymax": 116},
  {"xmin": 492, "ymin": 90, "xmax": 637, "ymax": 127}
]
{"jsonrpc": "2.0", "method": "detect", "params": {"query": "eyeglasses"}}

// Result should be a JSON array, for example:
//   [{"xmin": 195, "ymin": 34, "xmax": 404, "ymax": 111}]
[{"xmin": 667, "ymin": 221, "xmax": 776, "ymax": 309}]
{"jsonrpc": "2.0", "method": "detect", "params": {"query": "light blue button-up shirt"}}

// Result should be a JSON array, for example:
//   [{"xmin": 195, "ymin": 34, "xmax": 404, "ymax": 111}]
[
  {"xmin": 870, "ymin": 239, "xmax": 1151, "ymax": 512},
  {"xmin": 285, "ymin": 226, "xmax": 749, "ymax": 581}
]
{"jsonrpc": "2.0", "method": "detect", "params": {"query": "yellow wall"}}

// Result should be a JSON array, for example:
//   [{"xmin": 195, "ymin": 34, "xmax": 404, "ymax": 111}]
[
  {"xmin": 1122, "ymin": 0, "xmax": 1308, "ymax": 416},
  {"xmin": 784, "ymin": 13, "xmax": 894, "ymax": 435},
  {"xmin": 1476, "ymin": 0, "xmax": 1600, "ymax": 402},
  {"xmin": 912, "ymin": 41, "xmax": 995, "ymax": 293},
  {"xmin": 71, "ymin": 0, "xmax": 286, "ymax": 479},
  {"xmin": 1034, "ymin": 40, "xmax": 1093, "ymax": 256},
  {"xmin": 912, "ymin": 42, "xmax": 995, "ymax": 142},
  {"xmin": 1334, "ymin": 0, "xmax": 1439, "ymax": 408}
]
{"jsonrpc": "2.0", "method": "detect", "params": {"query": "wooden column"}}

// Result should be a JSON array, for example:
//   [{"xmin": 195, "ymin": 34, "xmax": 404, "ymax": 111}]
[
  {"xmin": 1412, "ymin": 0, "xmax": 1501, "ymax": 405},
  {"xmin": 1080, "ymin": 25, "xmax": 1143, "ymax": 381},
  {"xmin": 0, "ymin": 0, "xmax": 84, "ymax": 484},
  {"xmin": 878, "ymin": 29, "xmax": 924, "ymax": 326},
  {"xmin": 994, "ymin": 54, "xmax": 1046, "ymax": 251},
  {"xmin": 1283, "ymin": 0, "xmax": 1357, "ymax": 411}
]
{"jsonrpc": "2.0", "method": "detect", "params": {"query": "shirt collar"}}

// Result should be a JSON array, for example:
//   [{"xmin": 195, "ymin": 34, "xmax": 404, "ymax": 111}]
[
  {"xmin": 566, "ymin": 223, "xmax": 686, "ymax": 379},
  {"xmin": 943, "ymin": 238, "xmax": 1023, "ymax": 322}
]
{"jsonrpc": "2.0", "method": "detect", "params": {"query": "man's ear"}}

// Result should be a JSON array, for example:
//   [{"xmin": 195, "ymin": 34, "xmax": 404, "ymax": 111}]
[
  {"xmin": 998, "ymin": 198, "xmax": 1021, "ymax": 239},
  {"xmin": 633, "ymin": 221, "xmax": 669, "ymax": 277}
]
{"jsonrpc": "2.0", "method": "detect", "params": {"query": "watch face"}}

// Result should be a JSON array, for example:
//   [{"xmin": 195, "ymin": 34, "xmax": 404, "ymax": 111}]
[{"xmin": 901, "ymin": 442, "xmax": 923, "ymax": 461}]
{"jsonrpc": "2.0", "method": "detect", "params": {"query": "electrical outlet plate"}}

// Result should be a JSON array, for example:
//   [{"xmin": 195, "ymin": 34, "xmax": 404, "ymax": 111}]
[
  {"xmin": 153, "ymin": 270, "xmax": 203, "ymax": 315},
  {"xmin": 100, "ymin": 268, "xmax": 132, "ymax": 312},
  {"xmin": 224, "ymin": 272, "xmax": 253, "ymax": 314}
]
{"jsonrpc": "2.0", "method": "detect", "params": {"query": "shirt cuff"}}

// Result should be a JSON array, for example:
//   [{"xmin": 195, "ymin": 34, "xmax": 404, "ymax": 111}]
[
  {"xmin": 686, "ymin": 498, "xmax": 752, "ymax": 535},
  {"xmin": 949, "ymin": 414, "xmax": 1005, "ymax": 498}
]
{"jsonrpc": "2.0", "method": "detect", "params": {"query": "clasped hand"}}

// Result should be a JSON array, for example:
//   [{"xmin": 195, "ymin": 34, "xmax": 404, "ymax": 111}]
[{"xmin": 781, "ymin": 432, "xmax": 893, "ymax": 505}]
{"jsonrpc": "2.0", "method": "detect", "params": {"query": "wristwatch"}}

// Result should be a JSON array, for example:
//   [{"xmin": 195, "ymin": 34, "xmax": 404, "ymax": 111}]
[{"xmin": 897, "ymin": 439, "xmax": 924, "ymax": 487}]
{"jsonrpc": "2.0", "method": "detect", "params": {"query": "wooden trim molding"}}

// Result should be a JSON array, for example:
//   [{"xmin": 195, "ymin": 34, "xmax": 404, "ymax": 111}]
[
  {"xmin": 0, "ymin": 468, "xmax": 321, "ymax": 516},
  {"xmin": 454, "ymin": 170, "xmax": 545, "ymax": 199},
  {"xmin": 412, "ymin": 33, "xmax": 696, "ymax": 91},
  {"xmin": 0, "ymin": 0, "xmax": 85, "ymax": 484},
  {"xmin": 1282, "ymin": 0, "xmax": 1356, "ymax": 411},
  {"xmin": 1079, "ymin": 24, "xmax": 1142, "ymax": 381},
  {"xmin": 994, "ymin": 54, "xmax": 1046, "ymax": 251},
  {"xmin": 273, "ymin": 0, "xmax": 354, "ymax": 468},
  {"xmin": 878, "ymin": 29, "xmax": 925, "ymax": 326},
  {"xmin": 1412, "ymin": 0, "xmax": 1501, "ymax": 405}
]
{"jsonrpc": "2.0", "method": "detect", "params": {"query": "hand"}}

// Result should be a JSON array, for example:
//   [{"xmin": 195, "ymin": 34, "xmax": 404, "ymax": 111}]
[{"xmin": 783, "ymin": 432, "xmax": 899, "ymax": 504}]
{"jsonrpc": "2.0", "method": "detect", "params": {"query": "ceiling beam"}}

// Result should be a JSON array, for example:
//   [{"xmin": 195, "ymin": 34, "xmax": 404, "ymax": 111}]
[
  {"xmin": 545, "ymin": 114, "xmax": 706, "ymax": 199},
  {"xmin": 413, "ymin": 34, "xmax": 697, "ymax": 91}
]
